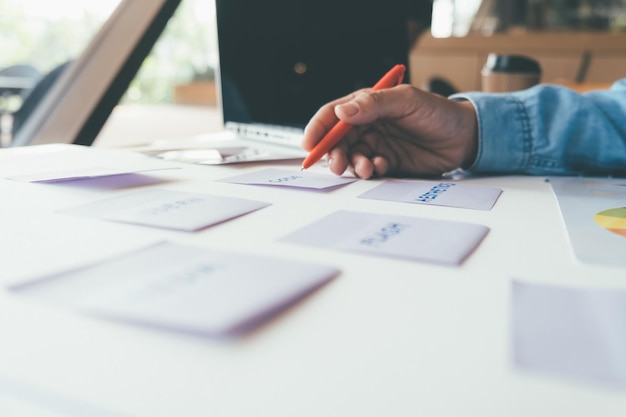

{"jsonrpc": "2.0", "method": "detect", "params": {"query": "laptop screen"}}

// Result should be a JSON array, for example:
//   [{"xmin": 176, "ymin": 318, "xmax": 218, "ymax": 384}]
[{"xmin": 214, "ymin": 0, "xmax": 425, "ymax": 130}]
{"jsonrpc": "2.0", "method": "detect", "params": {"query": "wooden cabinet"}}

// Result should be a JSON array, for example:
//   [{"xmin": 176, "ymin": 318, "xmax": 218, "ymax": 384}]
[
  {"xmin": 586, "ymin": 55, "xmax": 626, "ymax": 82},
  {"xmin": 409, "ymin": 32, "xmax": 626, "ymax": 92}
]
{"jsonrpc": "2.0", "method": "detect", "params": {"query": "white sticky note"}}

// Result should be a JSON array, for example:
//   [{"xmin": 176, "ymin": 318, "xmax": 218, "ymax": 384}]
[
  {"xmin": 359, "ymin": 180, "xmax": 502, "ymax": 210},
  {"xmin": 218, "ymin": 168, "xmax": 358, "ymax": 190},
  {"xmin": 9, "ymin": 242, "xmax": 339, "ymax": 336},
  {"xmin": 62, "ymin": 188, "xmax": 270, "ymax": 231},
  {"xmin": 512, "ymin": 280, "xmax": 626, "ymax": 388},
  {"xmin": 281, "ymin": 210, "xmax": 489, "ymax": 266}
]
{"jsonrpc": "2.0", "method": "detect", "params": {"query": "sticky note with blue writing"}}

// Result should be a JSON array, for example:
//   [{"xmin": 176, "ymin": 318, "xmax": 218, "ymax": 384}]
[
  {"xmin": 61, "ymin": 188, "xmax": 270, "ymax": 231},
  {"xmin": 281, "ymin": 210, "xmax": 489, "ymax": 266},
  {"xmin": 218, "ymin": 168, "xmax": 357, "ymax": 191},
  {"xmin": 10, "ymin": 242, "xmax": 338, "ymax": 336},
  {"xmin": 359, "ymin": 180, "xmax": 501, "ymax": 210}
]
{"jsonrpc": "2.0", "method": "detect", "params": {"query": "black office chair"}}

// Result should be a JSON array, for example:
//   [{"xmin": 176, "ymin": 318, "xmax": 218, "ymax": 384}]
[
  {"xmin": 0, "ymin": 64, "xmax": 41, "ymax": 97},
  {"xmin": 7, "ymin": 61, "xmax": 71, "ymax": 144}
]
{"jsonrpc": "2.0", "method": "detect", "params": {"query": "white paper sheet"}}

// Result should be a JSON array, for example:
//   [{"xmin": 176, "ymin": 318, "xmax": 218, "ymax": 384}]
[
  {"xmin": 359, "ymin": 180, "xmax": 502, "ymax": 210},
  {"xmin": 549, "ymin": 177, "xmax": 626, "ymax": 267},
  {"xmin": 218, "ymin": 168, "xmax": 358, "ymax": 190},
  {"xmin": 61, "ymin": 189, "xmax": 270, "ymax": 231},
  {"xmin": 512, "ymin": 280, "xmax": 626, "ymax": 388},
  {"xmin": 9, "ymin": 242, "xmax": 339, "ymax": 336},
  {"xmin": 281, "ymin": 210, "xmax": 489, "ymax": 266},
  {"xmin": 0, "ymin": 374, "xmax": 128, "ymax": 417}
]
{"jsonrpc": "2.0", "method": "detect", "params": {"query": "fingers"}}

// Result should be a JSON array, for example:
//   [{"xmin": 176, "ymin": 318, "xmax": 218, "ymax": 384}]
[
  {"xmin": 302, "ymin": 94, "xmax": 357, "ymax": 151},
  {"xmin": 351, "ymin": 154, "xmax": 375, "ymax": 179},
  {"xmin": 327, "ymin": 147, "xmax": 380, "ymax": 180},
  {"xmin": 302, "ymin": 85, "xmax": 419, "ymax": 151},
  {"xmin": 335, "ymin": 84, "xmax": 420, "ymax": 125},
  {"xmin": 327, "ymin": 147, "xmax": 349, "ymax": 176},
  {"xmin": 371, "ymin": 156, "xmax": 389, "ymax": 177}
]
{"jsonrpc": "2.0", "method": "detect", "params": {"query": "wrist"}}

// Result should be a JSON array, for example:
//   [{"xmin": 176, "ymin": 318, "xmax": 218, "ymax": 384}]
[{"xmin": 457, "ymin": 101, "xmax": 479, "ymax": 170}]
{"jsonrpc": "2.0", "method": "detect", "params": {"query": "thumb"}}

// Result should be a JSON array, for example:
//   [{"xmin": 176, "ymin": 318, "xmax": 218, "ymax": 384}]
[{"xmin": 335, "ymin": 84, "xmax": 419, "ymax": 125}]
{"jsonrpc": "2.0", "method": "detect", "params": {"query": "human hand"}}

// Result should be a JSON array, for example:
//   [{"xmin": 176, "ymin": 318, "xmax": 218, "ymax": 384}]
[{"xmin": 301, "ymin": 84, "xmax": 479, "ymax": 179}]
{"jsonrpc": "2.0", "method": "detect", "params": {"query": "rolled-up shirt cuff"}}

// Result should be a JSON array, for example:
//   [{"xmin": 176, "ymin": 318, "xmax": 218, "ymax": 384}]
[{"xmin": 450, "ymin": 92, "xmax": 532, "ymax": 174}]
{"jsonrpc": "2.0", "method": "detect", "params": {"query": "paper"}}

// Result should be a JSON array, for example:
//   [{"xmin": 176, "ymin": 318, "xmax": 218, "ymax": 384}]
[
  {"xmin": 0, "ymin": 374, "xmax": 130, "ymax": 417},
  {"xmin": 62, "ymin": 189, "xmax": 270, "ymax": 231},
  {"xmin": 9, "ymin": 242, "xmax": 339, "ymax": 336},
  {"xmin": 512, "ymin": 280, "xmax": 626, "ymax": 388},
  {"xmin": 218, "ymin": 168, "xmax": 358, "ymax": 190},
  {"xmin": 549, "ymin": 177, "xmax": 626, "ymax": 267},
  {"xmin": 359, "ymin": 180, "xmax": 502, "ymax": 210},
  {"xmin": 281, "ymin": 210, "xmax": 489, "ymax": 266},
  {"xmin": 2, "ymin": 146, "xmax": 179, "ymax": 183},
  {"xmin": 154, "ymin": 146, "xmax": 304, "ymax": 165}
]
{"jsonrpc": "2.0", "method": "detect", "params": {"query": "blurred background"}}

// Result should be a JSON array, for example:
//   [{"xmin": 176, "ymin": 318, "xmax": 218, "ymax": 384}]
[
  {"xmin": 1, "ymin": 0, "xmax": 626, "ymax": 147},
  {"xmin": 0, "ymin": 0, "xmax": 219, "ymax": 147}
]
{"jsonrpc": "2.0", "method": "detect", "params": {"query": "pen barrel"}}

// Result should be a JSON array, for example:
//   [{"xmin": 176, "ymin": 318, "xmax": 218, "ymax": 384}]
[
  {"xmin": 302, "ymin": 64, "xmax": 405, "ymax": 169},
  {"xmin": 302, "ymin": 121, "xmax": 353, "ymax": 169},
  {"xmin": 372, "ymin": 64, "xmax": 405, "ymax": 90}
]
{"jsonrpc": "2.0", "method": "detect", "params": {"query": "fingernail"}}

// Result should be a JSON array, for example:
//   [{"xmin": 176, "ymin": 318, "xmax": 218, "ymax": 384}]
[{"xmin": 337, "ymin": 102, "xmax": 359, "ymax": 117}]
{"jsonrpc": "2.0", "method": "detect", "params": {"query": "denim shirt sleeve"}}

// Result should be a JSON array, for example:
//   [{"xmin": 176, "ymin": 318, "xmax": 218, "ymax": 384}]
[{"xmin": 451, "ymin": 79, "xmax": 626, "ymax": 176}]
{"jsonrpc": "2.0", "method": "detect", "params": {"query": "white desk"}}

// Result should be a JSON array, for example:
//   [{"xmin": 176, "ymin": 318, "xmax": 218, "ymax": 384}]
[{"xmin": 0, "ymin": 144, "xmax": 624, "ymax": 417}]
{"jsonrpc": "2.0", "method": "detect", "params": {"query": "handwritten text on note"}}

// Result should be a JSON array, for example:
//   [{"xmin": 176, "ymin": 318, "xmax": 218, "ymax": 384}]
[
  {"xmin": 62, "ymin": 188, "xmax": 270, "ymax": 231},
  {"xmin": 281, "ymin": 210, "xmax": 489, "ymax": 266},
  {"xmin": 359, "ymin": 180, "xmax": 501, "ymax": 210},
  {"xmin": 359, "ymin": 223, "xmax": 411, "ymax": 247},
  {"xmin": 414, "ymin": 182, "xmax": 456, "ymax": 203},
  {"xmin": 10, "ymin": 242, "xmax": 339, "ymax": 336},
  {"xmin": 219, "ymin": 168, "xmax": 357, "ymax": 190}
]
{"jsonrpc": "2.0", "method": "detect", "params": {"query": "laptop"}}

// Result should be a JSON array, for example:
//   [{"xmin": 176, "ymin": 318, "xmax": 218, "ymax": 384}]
[{"xmin": 155, "ymin": 0, "xmax": 413, "ymax": 165}]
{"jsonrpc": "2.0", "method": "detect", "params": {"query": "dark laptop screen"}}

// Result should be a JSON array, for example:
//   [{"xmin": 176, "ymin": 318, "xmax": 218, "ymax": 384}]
[{"xmin": 215, "ymin": 0, "xmax": 432, "ymax": 129}]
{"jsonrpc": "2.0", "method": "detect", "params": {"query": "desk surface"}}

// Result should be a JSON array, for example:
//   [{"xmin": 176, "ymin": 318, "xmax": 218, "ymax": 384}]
[{"xmin": 0, "ymin": 143, "xmax": 624, "ymax": 417}]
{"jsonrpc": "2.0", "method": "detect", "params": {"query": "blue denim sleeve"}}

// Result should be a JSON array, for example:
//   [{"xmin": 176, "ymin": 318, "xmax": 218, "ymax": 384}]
[{"xmin": 451, "ymin": 79, "xmax": 626, "ymax": 176}]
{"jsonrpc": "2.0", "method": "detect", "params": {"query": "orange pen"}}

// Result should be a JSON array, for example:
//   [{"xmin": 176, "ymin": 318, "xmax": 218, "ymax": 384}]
[{"xmin": 301, "ymin": 64, "xmax": 406, "ymax": 170}]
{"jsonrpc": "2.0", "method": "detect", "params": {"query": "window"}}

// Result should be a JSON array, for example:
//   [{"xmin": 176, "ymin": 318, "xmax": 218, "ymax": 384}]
[
  {"xmin": 0, "ymin": 0, "xmax": 221, "ymax": 148},
  {"xmin": 98, "ymin": 0, "xmax": 222, "ymax": 148}
]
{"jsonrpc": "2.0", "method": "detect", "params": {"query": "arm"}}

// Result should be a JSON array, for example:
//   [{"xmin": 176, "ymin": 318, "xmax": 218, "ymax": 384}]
[
  {"xmin": 302, "ymin": 79, "xmax": 626, "ymax": 179},
  {"xmin": 454, "ymin": 79, "xmax": 626, "ymax": 176}
]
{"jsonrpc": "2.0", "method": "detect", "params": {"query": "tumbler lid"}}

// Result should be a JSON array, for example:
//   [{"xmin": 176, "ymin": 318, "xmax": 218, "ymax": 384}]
[{"xmin": 483, "ymin": 53, "xmax": 541, "ymax": 74}]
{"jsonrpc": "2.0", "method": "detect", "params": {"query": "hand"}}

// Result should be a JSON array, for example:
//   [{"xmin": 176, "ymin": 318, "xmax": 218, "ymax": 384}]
[{"xmin": 302, "ymin": 84, "xmax": 479, "ymax": 179}]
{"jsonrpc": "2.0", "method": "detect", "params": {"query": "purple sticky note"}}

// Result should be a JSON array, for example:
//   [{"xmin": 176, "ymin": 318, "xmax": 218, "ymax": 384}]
[
  {"xmin": 62, "ymin": 188, "xmax": 270, "ymax": 231},
  {"xmin": 281, "ymin": 210, "xmax": 489, "ymax": 266},
  {"xmin": 512, "ymin": 280, "xmax": 626, "ymax": 388},
  {"xmin": 9, "ymin": 242, "xmax": 339, "ymax": 336}
]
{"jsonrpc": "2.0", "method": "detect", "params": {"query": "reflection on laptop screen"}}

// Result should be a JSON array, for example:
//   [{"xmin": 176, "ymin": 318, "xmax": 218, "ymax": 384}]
[{"xmin": 214, "ymin": 0, "xmax": 418, "ymax": 146}]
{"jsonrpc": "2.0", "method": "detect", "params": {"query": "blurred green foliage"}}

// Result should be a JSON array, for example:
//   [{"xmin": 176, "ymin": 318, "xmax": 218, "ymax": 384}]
[{"xmin": 0, "ymin": 0, "xmax": 217, "ymax": 104}]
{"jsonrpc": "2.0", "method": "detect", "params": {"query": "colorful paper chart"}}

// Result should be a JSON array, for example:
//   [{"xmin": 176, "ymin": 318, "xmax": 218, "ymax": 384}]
[
  {"xmin": 549, "ymin": 177, "xmax": 626, "ymax": 267},
  {"xmin": 594, "ymin": 207, "xmax": 626, "ymax": 238}
]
